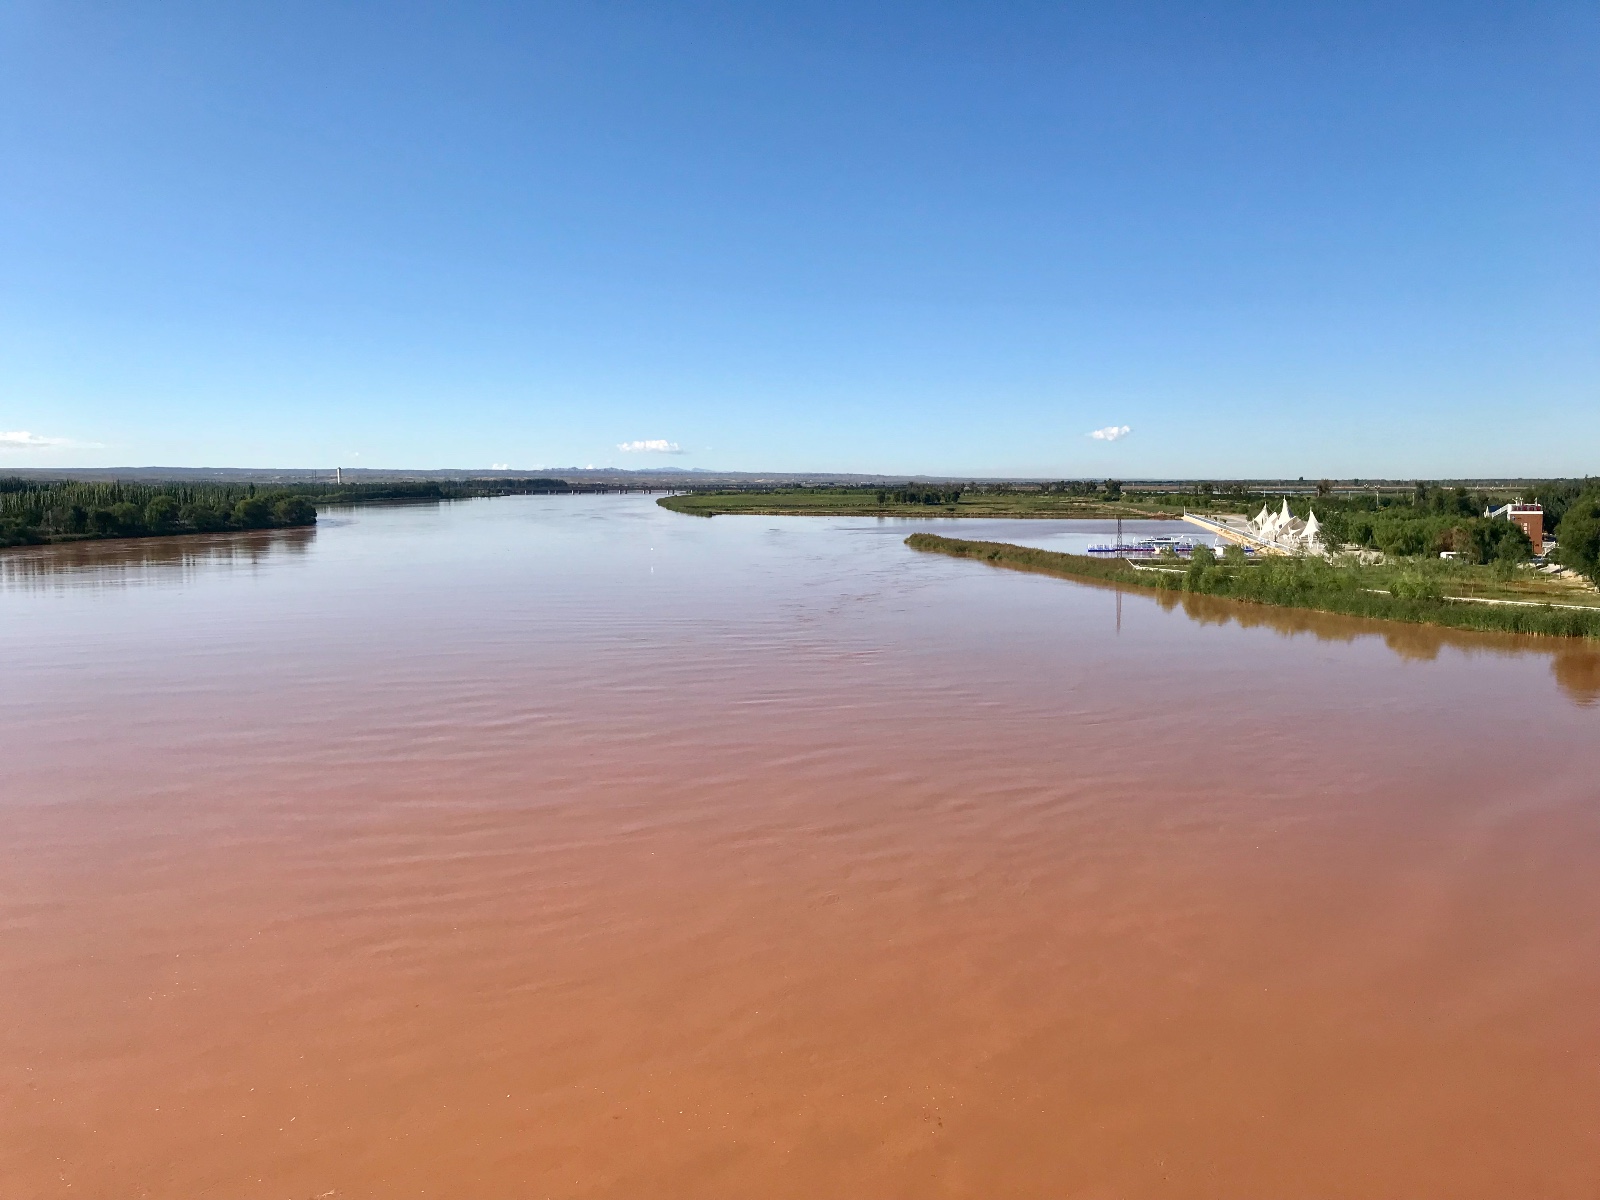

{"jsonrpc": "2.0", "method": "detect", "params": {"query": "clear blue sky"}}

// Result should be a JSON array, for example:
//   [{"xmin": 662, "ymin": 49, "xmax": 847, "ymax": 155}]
[{"xmin": 2, "ymin": 2, "xmax": 1595, "ymax": 477}]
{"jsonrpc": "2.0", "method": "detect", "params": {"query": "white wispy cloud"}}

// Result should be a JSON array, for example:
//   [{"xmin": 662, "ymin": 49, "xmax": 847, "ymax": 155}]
[
  {"xmin": 617, "ymin": 439, "xmax": 684, "ymax": 454},
  {"xmin": 1088, "ymin": 425, "xmax": 1131, "ymax": 442},
  {"xmin": 1, "ymin": 430, "xmax": 102, "ymax": 449},
  {"xmin": 491, "ymin": 462, "xmax": 509, "ymax": 470}
]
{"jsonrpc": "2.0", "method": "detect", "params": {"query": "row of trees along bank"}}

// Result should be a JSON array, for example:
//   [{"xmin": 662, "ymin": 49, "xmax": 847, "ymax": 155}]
[
  {"xmin": 0, "ymin": 479, "xmax": 316, "ymax": 546},
  {"xmin": 1266, "ymin": 482, "xmax": 1600, "ymax": 580},
  {"xmin": 1150, "ymin": 480, "xmax": 1597, "ymax": 579},
  {"xmin": 0, "ymin": 476, "xmax": 581, "ymax": 546}
]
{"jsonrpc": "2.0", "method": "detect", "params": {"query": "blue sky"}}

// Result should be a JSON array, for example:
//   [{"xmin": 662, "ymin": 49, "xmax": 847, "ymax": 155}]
[{"xmin": 2, "ymin": 1, "xmax": 1595, "ymax": 477}]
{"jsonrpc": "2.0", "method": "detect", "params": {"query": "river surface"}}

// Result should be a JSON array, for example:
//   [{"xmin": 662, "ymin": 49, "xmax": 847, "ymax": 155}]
[{"xmin": 3, "ymin": 495, "xmax": 1599, "ymax": 1198}]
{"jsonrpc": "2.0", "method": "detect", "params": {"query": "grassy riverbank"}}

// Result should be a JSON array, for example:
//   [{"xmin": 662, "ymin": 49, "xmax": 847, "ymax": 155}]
[
  {"xmin": 906, "ymin": 534, "xmax": 1600, "ymax": 640},
  {"xmin": 658, "ymin": 487, "xmax": 1181, "ymax": 519},
  {"xmin": 659, "ymin": 480, "xmax": 1600, "ymax": 587}
]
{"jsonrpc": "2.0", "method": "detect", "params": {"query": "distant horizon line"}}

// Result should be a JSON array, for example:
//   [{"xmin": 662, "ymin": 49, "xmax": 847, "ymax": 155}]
[{"xmin": 1, "ymin": 465, "xmax": 1590, "ymax": 487}]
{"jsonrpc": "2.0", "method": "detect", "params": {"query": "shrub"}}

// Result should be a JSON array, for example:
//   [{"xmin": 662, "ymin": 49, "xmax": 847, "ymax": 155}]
[
  {"xmin": 1558, "ymin": 496, "xmax": 1600, "ymax": 583},
  {"xmin": 144, "ymin": 495, "xmax": 179, "ymax": 532},
  {"xmin": 232, "ymin": 496, "xmax": 274, "ymax": 529},
  {"xmin": 1390, "ymin": 571, "xmax": 1444, "ymax": 602},
  {"xmin": 272, "ymin": 496, "xmax": 316, "ymax": 526},
  {"xmin": 182, "ymin": 504, "xmax": 229, "ymax": 532},
  {"xmin": 0, "ymin": 519, "xmax": 44, "ymax": 546},
  {"xmin": 108, "ymin": 502, "xmax": 144, "ymax": 533}
]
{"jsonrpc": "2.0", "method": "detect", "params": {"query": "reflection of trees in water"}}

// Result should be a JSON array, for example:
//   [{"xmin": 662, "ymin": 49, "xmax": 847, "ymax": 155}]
[
  {"xmin": 1552, "ymin": 651, "xmax": 1600, "ymax": 707},
  {"xmin": 0, "ymin": 527, "xmax": 315, "ymax": 590},
  {"xmin": 1158, "ymin": 590, "xmax": 1364, "ymax": 644},
  {"xmin": 1149, "ymin": 583, "xmax": 1600, "ymax": 706}
]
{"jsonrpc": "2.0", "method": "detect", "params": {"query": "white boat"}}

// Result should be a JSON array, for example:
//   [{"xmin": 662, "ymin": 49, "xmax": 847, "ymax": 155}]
[{"xmin": 1085, "ymin": 535, "xmax": 1202, "ymax": 557}]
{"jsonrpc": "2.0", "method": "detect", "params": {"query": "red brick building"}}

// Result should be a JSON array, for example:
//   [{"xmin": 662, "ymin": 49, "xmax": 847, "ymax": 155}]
[{"xmin": 1488, "ymin": 502, "xmax": 1543, "ymax": 555}]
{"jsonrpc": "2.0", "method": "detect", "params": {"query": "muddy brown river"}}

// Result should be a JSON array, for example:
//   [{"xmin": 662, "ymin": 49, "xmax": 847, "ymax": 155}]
[{"xmin": 3, "ymin": 495, "xmax": 1598, "ymax": 1198}]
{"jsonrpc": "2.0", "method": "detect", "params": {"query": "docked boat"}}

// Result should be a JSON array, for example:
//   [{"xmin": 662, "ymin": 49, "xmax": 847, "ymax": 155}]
[
  {"xmin": 1086, "ymin": 535, "xmax": 1191, "ymax": 556},
  {"xmin": 1085, "ymin": 518, "xmax": 1230, "ymax": 559},
  {"xmin": 1085, "ymin": 534, "xmax": 1237, "ymax": 558}
]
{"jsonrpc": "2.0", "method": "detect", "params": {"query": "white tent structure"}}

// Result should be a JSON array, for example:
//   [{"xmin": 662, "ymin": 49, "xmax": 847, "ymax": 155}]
[{"xmin": 1248, "ymin": 498, "xmax": 1325, "ymax": 554}]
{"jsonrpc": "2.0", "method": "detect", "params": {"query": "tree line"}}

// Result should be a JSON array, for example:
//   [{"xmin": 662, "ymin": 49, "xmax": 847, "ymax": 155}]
[
  {"xmin": 876, "ymin": 486, "xmax": 966, "ymax": 505},
  {"xmin": 973, "ymin": 480, "xmax": 1123, "ymax": 499},
  {"xmin": 1151, "ymin": 479, "xmax": 1596, "ymax": 577},
  {"xmin": 0, "ymin": 475, "xmax": 573, "ymax": 546},
  {"xmin": 1557, "ymin": 487, "xmax": 1600, "ymax": 584},
  {"xmin": 1283, "ymin": 481, "xmax": 1600, "ymax": 580},
  {"xmin": 0, "ymin": 479, "xmax": 317, "ymax": 546}
]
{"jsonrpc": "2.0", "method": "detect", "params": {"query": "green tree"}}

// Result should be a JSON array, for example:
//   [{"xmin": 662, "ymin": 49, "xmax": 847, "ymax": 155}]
[
  {"xmin": 1381, "ymin": 524, "xmax": 1429, "ymax": 557},
  {"xmin": 183, "ymin": 504, "xmax": 228, "ymax": 532},
  {"xmin": 232, "ymin": 496, "xmax": 273, "ymax": 529},
  {"xmin": 1391, "ymin": 570, "xmax": 1443, "ymax": 602},
  {"xmin": 1184, "ymin": 544, "xmax": 1217, "ymax": 591},
  {"xmin": 272, "ymin": 496, "xmax": 317, "ymax": 526},
  {"xmin": 1495, "ymin": 524, "xmax": 1532, "ymax": 563},
  {"xmin": 1557, "ymin": 496, "xmax": 1600, "ymax": 583},
  {"xmin": 108, "ymin": 502, "xmax": 144, "ymax": 534},
  {"xmin": 0, "ymin": 519, "xmax": 44, "ymax": 546},
  {"xmin": 144, "ymin": 495, "xmax": 179, "ymax": 532},
  {"xmin": 1317, "ymin": 510, "xmax": 1350, "ymax": 552}
]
